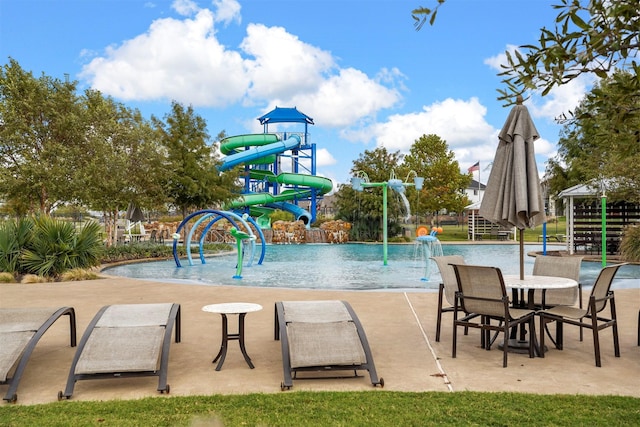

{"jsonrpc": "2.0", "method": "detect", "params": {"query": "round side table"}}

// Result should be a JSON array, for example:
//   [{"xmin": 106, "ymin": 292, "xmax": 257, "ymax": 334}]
[{"xmin": 202, "ymin": 303, "xmax": 263, "ymax": 371}]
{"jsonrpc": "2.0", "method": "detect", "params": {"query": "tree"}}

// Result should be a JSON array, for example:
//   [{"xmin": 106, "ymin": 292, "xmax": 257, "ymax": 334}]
[
  {"xmin": 334, "ymin": 147, "xmax": 404, "ymax": 241},
  {"xmin": 76, "ymin": 90, "xmax": 166, "ymax": 246},
  {"xmin": 399, "ymin": 134, "xmax": 471, "ymax": 218},
  {"xmin": 497, "ymin": 0, "xmax": 639, "ymax": 107},
  {"xmin": 154, "ymin": 102, "xmax": 240, "ymax": 218},
  {"xmin": 413, "ymin": 0, "xmax": 640, "ymax": 200},
  {"xmin": 548, "ymin": 71, "xmax": 640, "ymax": 203},
  {"xmin": 0, "ymin": 58, "xmax": 85, "ymax": 214},
  {"xmin": 413, "ymin": 1, "xmax": 639, "ymax": 105}
]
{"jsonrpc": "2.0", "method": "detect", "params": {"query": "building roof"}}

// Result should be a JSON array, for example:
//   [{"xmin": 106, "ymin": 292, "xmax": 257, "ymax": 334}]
[
  {"xmin": 257, "ymin": 107, "xmax": 314, "ymax": 125},
  {"xmin": 467, "ymin": 180, "xmax": 486, "ymax": 191},
  {"xmin": 558, "ymin": 181, "xmax": 606, "ymax": 198}
]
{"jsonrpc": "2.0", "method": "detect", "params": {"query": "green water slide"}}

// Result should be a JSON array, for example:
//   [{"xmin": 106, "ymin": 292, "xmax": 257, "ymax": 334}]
[{"xmin": 220, "ymin": 133, "xmax": 333, "ymax": 226}]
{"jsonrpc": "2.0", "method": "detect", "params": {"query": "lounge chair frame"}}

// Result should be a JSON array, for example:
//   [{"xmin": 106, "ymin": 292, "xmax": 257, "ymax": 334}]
[
  {"xmin": 274, "ymin": 300, "xmax": 383, "ymax": 390},
  {"xmin": 1, "ymin": 307, "xmax": 76, "ymax": 403},
  {"xmin": 59, "ymin": 303, "xmax": 181, "ymax": 400}
]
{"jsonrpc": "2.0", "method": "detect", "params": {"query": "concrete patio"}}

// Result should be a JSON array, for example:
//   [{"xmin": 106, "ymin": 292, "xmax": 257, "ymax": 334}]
[{"xmin": 1, "ymin": 276, "xmax": 638, "ymax": 405}]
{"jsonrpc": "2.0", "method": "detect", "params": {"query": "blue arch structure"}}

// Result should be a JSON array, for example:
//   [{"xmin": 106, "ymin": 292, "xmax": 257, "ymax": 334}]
[{"xmin": 172, "ymin": 210, "xmax": 266, "ymax": 269}]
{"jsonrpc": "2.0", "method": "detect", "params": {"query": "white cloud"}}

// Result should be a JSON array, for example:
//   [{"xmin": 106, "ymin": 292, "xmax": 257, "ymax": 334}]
[
  {"xmin": 212, "ymin": 0, "xmax": 241, "ymax": 25},
  {"xmin": 533, "ymin": 137, "xmax": 556, "ymax": 158},
  {"xmin": 284, "ymin": 68, "xmax": 402, "ymax": 127},
  {"xmin": 315, "ymin": 147, "xmax": 336, "ymax": 167},
  {"xmin": 484, "ymin": 44, "xmax": 518, "ymax": 72},
  {"xmin": 172, "ymin": 0, "xmax": 199, "ymax": 16},
  {"xmin": 79, "ymin": 3, "xmax": 400, "ymax": 124},
  {"xmin": 529, "ymin": 75, "xmax": 594, "ymax": 122},
  {"xmin": 80, "ymin": 9, "xmax": 249, "ymax": 106},
  {"xmin": 351, "ymin": 97, "xmax": 495, "ymax": 154},
  {"xmin": 240, "ymin": 24, "xmax": 335, "ymax": 101}
]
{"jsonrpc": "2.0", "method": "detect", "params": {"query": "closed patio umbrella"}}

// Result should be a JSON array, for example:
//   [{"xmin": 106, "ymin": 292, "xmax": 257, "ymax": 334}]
[
  {"xmin": 125, "ymin": 202, "xmax": 145, "ymax": 223},
  {"xmin": 479, "ymin": 97, "xmax": 546, "ymax": 279}
]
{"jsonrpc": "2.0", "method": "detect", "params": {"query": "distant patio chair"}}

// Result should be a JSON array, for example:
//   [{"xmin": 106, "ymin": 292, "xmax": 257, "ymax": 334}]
[
  {"xmin": 533, "ymin": 255, "xmax": 584, "ymax": 341},
  {"xmin": 532, "ymin": 255, "xmax": 583, "ymax": 308},
  {"xmin": 539, "ymin": 263, "xmax": 627, "ymax": 367},
  {"xmin": 431, "ymin": 255, "xmax": 466, "ymax": 342}
]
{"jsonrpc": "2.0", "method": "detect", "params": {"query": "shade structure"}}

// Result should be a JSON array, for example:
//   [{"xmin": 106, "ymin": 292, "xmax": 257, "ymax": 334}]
[{"xmin": 479, "ymin": 101, "xmax": 546, "ymax": 279}]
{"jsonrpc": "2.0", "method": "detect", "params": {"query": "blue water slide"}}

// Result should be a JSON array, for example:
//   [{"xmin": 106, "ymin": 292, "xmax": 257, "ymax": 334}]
[
  {"xmin": 265, "ymin": 202, "xmax": 312, "ymax": 224},
  {"xmin": 218, "ymin": 134, "xmax": 301, "ymax": 172}
]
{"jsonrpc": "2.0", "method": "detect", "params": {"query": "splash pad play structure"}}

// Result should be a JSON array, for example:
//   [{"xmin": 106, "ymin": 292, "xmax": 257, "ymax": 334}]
[
  {"xmin": 173, "ymin": 107, "xmax": 334, "ymax": 279},
  {"xmin": 415, "ymin": 227, "xmax": 444, "ymax": 280},
  {"xmin": 218, "ymin": 107, "xmax": 333, "ymax": 229},
  {"xmin": 171, "ymin": 209, "xmax": 265, "ymax": 279},
  {"xmin": 171, "ymin": 107, "xmax": 442, "ymax": 281}
]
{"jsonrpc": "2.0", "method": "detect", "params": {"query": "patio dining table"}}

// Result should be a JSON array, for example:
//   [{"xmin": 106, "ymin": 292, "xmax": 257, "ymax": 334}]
[{"xmin": 501, "ymin": 274, "xmax": 579, "ymax": 355}]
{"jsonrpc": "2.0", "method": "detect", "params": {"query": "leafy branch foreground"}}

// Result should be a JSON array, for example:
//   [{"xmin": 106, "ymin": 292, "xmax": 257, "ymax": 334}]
[{"xmin": 1, "ymin": 391, "xmax": 639, "ymax": 426}]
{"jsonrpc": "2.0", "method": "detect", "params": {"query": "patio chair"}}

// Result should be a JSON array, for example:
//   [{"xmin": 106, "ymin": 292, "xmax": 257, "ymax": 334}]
[
  {"xmin": 1, "ymin": 307, "xmax": 76, "ymax": 403},
  {"xmin": 451, "ymin": 264, "xmax": 536, "ymax": 367},
  {"xmin": 59, "ymin": 303, "xmax": 181, "ymax": 400},
  {"xmin": 532, "ymin": 255, "xmax": 583, "ymax": 308},
  {"xmin": 539, "ymin": 263, "xmax": 627, "ymax": 367},
  {"xmin": 532, "ymin": 255, "xmax": 584, "ymax": 341},
  {"xmin": 431, "ymin": 255, "xmax": 466, "ymax": 342},
  {"xmin": 274, "ymin": 300, "xmax": 383, "ymax": 390}
]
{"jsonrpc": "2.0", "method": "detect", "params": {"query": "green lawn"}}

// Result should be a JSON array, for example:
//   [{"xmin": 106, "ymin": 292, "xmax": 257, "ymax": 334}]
[
  {"xmin": 416, "ymin": 218, "xmax": 568, "ymax": 243},
  {"xmin": 1, "ymin": 391, "xmax": 639, "ymax": 426}
]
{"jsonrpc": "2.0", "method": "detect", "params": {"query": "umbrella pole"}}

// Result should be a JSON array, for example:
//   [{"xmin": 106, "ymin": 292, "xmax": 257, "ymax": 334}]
[{"xmin": 519, "ymin": 229, "xmax": 524, "ymax": 280}]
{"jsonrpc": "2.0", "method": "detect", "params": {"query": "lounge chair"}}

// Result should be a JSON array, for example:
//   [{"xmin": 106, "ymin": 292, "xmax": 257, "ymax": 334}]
[
  {"xmin": 274, "ymin": 300, "xmax": 383, "ymax": 390},
  {"xmin": 539, "ymin": 263, "xmax": 627, "ymax": 367},
  {"xmin": 450, "ymin": 264, "xmax": 536, "ymax": 367},
  {"xmin": 1, "ymin": 307, "xmax": 77, "ymax": 403},
  {"xmin": 58, "ymin": 303, "xmax": 180, "ymax": 400},
  {"xmin": 431, "ymin": 255, "xmax": 466, "ymax": 342}
]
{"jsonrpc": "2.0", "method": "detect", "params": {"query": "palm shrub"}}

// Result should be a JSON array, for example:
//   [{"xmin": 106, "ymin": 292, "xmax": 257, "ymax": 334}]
[
  {"xmin": 620, "ymin": 224, "xmax": 640, "ymax": 262},
  {"xmin": 20, "ymin": 216, "xmax": 104, "ymax": 278},
  {"xmin": 0, "ymin": 218, "xmax": 34, "ymax": 275}
]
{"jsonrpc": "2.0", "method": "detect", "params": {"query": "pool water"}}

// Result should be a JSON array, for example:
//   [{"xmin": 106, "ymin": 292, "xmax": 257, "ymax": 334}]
[{"xmin": 103, "ymin": 243, "xmax": 639, "ymax": 291}]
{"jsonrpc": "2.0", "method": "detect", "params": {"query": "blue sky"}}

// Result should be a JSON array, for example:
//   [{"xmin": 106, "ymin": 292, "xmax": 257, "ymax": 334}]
[{"xmin": 1, "ymin": 0, "xmax": 595, "ymax": 191}]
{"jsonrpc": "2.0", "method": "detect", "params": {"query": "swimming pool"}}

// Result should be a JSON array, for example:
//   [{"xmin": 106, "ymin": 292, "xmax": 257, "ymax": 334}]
[{"xmin": 102, "ymin": 243, "xmax": 640, "ymax": 291}]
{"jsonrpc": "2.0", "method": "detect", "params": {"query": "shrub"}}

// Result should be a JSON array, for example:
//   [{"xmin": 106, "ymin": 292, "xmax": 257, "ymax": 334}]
[
  {"xmin": 21, "ymin": 274, "xmax": 51, "ymax": 283},
  {"xmin": 0, "ymin": 272, "xmax": 17, "ymax": 283},
  {"xmin": 620, "ymin": 224, "xmax": 640, "ymax": 262},
  {"xmin": 270, "ymin": 210, "xmax": 295, "ymax": 222},
  {"xmin": 60, "ymin": 268, "xmax": 101, "ymax": 281},
  {"xmin": 0, "ymin": 218, "xmax": 34, "ymax": 274},
  {"xmin": 100, "ymin": 241, "xmax": 233, "ymax": 264},
  {"xmin": 0, "ymin": 216, "xmax": 104, "ymax": 279}
]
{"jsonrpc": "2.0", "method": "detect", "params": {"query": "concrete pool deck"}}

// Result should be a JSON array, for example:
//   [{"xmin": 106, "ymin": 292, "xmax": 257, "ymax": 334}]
[{"xmin": 1, "ymin": 276, "xmax": 639, "ymax": 405}]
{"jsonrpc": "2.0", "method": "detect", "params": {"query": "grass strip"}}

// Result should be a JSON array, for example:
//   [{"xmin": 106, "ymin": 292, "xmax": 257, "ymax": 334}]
[{"xmin": 1, "ymin": 391, "xmax": 639, "ymax": 426}]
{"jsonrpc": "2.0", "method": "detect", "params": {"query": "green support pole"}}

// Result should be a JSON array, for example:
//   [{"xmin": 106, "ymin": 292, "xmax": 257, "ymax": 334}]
[
  {"xmin": 229, "ymin": 227, "xmax": 250, "ymax": 279},
  {"xmin": 601, "ymin": 194, "xmax": 607, "ymax": 268},
  {"xmin": 382, "ymin": 183, "xmax": 388, "ymax": 266},
  {"xmin": 353, "ymin": 173, "xmax": 421, "ymax": 267}
]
